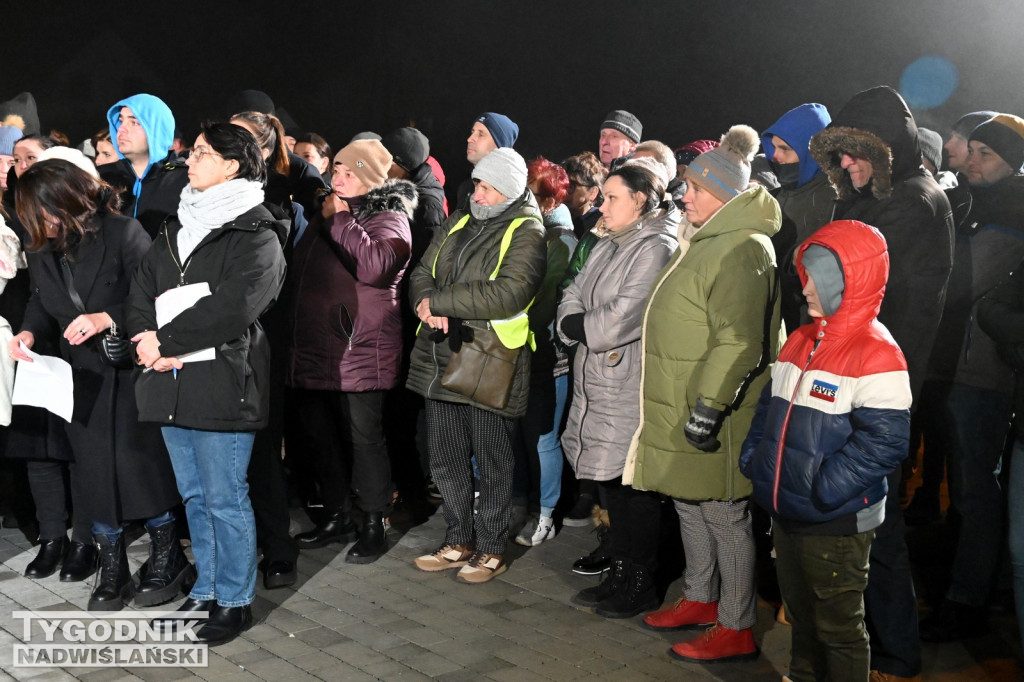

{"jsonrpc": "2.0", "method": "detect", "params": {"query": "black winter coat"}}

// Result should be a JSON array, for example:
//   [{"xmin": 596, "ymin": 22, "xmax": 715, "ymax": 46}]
[
  {"xmin": 127, "ymin": 204, "xmax": 287, "ymax": 431},
  {"xmin": 20, "ymin": 213, "xmax": 178, "ymax": 524},
  {"xmin": 99, "ymin": 153, "xmax": 189, "ymax": 239},
  {"xmin": 810, "ymin": 86, "xmax": 954, "ymax": 404}
]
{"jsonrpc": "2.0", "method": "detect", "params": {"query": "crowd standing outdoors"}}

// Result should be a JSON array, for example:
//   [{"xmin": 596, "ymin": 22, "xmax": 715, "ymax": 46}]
[{"xmin": 0, "ymin": 84, "xmax": 1021, "ymax": 681}]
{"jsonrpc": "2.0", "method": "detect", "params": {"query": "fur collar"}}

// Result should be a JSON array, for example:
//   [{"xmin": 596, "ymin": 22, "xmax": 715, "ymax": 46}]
[
  {"xmin": 355, "ymin": 179, "xmax": 418, "ymax": 221},
  {"xmin": 809, "ymin": 126, "xmax": 894, "ymax": 201}
]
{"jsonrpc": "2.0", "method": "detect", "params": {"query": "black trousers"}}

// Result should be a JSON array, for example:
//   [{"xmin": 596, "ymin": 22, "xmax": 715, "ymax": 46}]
[
  {"xmin": 599, "ymin": 477, "xmax": 663, "ymax": 572},
  {"xmin": 26, "ymin": 460, "xmax": 91, "ymax": 543},
  {"xmin": 293, "ymin": 389, "xmax": 393, "ymax": 515}
]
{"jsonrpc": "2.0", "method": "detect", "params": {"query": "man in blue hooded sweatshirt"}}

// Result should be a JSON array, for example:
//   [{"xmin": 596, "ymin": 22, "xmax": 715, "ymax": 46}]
[
  {"xmin": 99, "ymin": 94, "xmax": 188, "ymax": 239},
  {"xmin": 761, "ymin": 103, "xmax": 837, "ymax": 333}
]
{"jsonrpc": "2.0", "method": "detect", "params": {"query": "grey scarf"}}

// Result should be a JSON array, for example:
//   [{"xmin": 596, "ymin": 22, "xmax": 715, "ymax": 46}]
[{"xmin": 176, "ymin": 179, "xmax": 265, "ymax": 260}]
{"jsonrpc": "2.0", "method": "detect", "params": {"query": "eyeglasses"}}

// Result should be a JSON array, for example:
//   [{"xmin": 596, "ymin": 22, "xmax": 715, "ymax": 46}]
[
  {"xmin": 191, "ymin": 147, "xmax": 223, "ymax": 162},
  {"xmin": 567, "ymin": 179, "xmax": 594, "ymax": 193}
]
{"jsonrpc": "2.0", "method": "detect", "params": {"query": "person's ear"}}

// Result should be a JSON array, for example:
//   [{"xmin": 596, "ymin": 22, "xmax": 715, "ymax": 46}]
[{"xmin": 224, "ymin": 158, "xmax": 240, "ymax": 180}]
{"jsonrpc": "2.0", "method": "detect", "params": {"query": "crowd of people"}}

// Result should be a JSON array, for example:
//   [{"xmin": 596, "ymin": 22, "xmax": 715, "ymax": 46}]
[{"xmin": 0, "ymin": 85, "xmax": 1022, "ymax": 682}]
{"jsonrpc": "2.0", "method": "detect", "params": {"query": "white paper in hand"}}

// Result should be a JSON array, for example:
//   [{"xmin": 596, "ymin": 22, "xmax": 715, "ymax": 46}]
[
  {"xmin": 155, "ymin": 283, "xmax": 216, "ymax": 362},
  {"xmin": 12, "ymin": 341, "xmax": 74, "ymax": 422}
]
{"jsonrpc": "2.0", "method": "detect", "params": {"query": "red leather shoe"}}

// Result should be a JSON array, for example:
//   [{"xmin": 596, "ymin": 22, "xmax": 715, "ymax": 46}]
[
  {"xmin": 669, "ymin": 624, "xmax": 758, "ymax": 663},
  {"xmin": 643, "ymin": 598, "xmax": 718, "ymax": 631}
]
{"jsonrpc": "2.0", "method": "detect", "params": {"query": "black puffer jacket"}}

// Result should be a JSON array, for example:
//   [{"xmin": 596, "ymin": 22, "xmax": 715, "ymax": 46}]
[
  {"xmin": 810, "ymin": 86, "xmax": 954, "ymax": 403},
  {"xmin": 126, "ymin": 204, "xmax": 287, "ymax": 431},
  {"xmin": 99, "ymin": 152, "xmax": 189, "ymax": 239}
]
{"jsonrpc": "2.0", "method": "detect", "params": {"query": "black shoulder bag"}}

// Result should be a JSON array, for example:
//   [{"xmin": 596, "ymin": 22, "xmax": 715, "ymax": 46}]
[{"xmin": 59, "ymin": 255, "xmax": 135, "ymax": 369}]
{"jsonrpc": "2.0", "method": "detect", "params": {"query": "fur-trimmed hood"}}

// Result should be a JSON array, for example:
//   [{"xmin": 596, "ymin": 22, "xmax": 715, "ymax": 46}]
[
  {"xmin": 809, "ymin": 86, "xmax": 922, "ymax": 202},
  {"xmin": 354, "ymin": 178, "xmax": 418, "ymax": 221}
]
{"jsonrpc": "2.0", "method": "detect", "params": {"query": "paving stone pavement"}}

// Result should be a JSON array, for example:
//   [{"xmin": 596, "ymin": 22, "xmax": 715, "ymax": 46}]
[{"xmin": 0, "ymin": 506, "xmax": 1017, "ymax": 681}]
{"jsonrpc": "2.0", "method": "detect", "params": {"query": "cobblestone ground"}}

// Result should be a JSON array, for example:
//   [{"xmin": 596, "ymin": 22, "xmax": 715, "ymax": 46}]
[{"xmin": 0, "ymin": 505, "xmax": 1017, "ymax": 681}]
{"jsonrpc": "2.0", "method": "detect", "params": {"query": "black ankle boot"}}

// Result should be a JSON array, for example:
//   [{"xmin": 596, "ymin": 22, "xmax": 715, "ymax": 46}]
[
  {"xmin": 151, "ymin": 597, "xmax": 216, "ymax": 633},
  {"xmin": 196, "ymin": 604, "xmax": 253, "ymax": 645},
  {"xmin": 89, "ymin": 534, "xmax": 134, "ymax": 611},
  {"xmin": 60, "ymin": 541, "xmax": 98, "ymax": 582},
  {"xmin": 572, "ymin": 558, "xmax": 629, "ymax": 607},
  {"xmin": 135, "ymin": 520, "xmax": 196, "ymax": 606},
  {"xmin": 294, "ymin": 510, "xmax": 357, "ymax": 549},
  {"xmin": 25, "ymin": 537, "xmax": 68, "ymax": 579},
  {"xmin": 346, "ymin": 512, "xmax": 388, "ymax": 564},
  {"xmin": 595, "ymin": 562, "xmax": 659, "ymax": 618}
]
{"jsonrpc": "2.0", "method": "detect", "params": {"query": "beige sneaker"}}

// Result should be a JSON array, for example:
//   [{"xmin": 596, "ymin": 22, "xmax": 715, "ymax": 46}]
[
  {"xmin": 455, "ymin": 552, "xmax": 507, "ymax": 584},
  {"xmin": 414, "ymin": 543, "xmax": 474, "ymax": 572}
]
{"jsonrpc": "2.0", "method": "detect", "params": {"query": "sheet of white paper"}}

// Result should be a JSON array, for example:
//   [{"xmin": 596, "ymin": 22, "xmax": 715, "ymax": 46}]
[
  {"xmin": 155, "ymin": 283, "xmax": 216, "ymax": 363},
  {"xmin": 12, "ymin": 342, "xmax": 74, "ymax": 422}
]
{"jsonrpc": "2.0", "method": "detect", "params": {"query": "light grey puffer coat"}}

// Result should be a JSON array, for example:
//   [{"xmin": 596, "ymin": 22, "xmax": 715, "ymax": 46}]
[{"xmin": 558, "ymin": 207, "xmax": 678, "ymax": 480}]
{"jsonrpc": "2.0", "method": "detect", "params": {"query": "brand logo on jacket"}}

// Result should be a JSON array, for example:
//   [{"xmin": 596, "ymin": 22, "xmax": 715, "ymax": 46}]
[{"xmin": 809, "ymin": 379, "xmax": 838, "ymax": 403}]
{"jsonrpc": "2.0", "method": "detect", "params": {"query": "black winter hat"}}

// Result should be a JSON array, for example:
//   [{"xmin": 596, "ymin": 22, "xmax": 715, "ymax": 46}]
[
  {"xmin": 382, "ymin": 127, "xmax": 430, "ymax": 172},
  {"xmin": 0, "ymin": 92, "xmax": 40, "ymax": 136},
  {"xmin": 601, "ymin": 110, "xmax": 642, "ymax": 143}
]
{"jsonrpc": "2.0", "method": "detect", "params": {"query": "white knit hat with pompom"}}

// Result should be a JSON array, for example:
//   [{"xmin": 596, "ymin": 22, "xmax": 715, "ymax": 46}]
[{"xmin": 684, "ymin": 124, "xmax": 760, "ymax": 202}]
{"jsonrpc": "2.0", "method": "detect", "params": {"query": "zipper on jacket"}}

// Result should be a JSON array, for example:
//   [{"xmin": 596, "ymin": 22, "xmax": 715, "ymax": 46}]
[
  {"xmin": 164, "ymin": 227, "xmax": 190, "ymax": 287},
  {"xmin": 427, "ymin": 335, "xmax": 441, "ymax": 395},
  {"xmin": 772, "ymin": 336, "xmax": 822, "ymax": 512}
]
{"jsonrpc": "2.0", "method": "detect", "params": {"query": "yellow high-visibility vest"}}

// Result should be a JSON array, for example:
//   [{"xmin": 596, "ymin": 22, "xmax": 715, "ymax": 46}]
[{"xmin": 426, "ymin": 214, "xmax": 536, "ymax": 351}]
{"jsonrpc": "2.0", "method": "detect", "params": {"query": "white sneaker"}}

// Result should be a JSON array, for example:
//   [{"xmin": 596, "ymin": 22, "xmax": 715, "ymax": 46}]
[{"xmin": 515, "ymin": 515, "xmax": 556, "ymax": 546}]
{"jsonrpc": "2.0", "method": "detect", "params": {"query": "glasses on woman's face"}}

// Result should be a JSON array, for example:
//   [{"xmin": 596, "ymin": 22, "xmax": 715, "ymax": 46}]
[{"xmin": 190, "ymin": 147, "xmax": 223, "ymax": 162}]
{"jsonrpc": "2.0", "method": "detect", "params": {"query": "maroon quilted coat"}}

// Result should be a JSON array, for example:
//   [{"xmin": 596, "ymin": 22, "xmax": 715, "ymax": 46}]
[{"xmin": 284, "ymin": 179, "xmax": 416, "ymax": 392}]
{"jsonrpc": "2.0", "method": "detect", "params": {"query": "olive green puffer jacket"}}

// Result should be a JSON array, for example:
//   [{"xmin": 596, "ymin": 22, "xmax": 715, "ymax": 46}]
[
  {"xmin": 406, "ymin": 191, "xmax": 547, "ymax": 418},
  {"xmin": 627, "ymin": 186, "xmax": 784, "ymax": 501}
]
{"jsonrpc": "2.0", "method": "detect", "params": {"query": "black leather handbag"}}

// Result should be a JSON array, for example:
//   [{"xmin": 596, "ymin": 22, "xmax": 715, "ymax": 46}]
[{"xmin": 60, "ymin": 255, "xmax": 135, "ymax": 370}]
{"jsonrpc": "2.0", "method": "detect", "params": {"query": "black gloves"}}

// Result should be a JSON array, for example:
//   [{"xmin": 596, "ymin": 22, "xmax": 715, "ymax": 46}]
[
  {"xmin": 684, "ymin": 398, "xmax": 725, "ymax": 452},
  {"xmin": 430, "ymin": 318, "xmax": 474, "ymax": 353},
  {"xmin": 561, "ymin": 313, "xmax": 587, "ymax": 346}
]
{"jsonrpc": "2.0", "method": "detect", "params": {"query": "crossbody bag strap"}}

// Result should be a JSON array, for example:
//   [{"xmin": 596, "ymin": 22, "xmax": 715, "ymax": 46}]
[{"xmin": 59, "ymin": 255, "xmax": 87, "ymax": 314}]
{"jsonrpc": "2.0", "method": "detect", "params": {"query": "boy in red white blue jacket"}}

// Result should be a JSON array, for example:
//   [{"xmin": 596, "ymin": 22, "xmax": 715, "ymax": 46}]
[{"xmin": 739, "ymin": 220, "xmax": 911, "ymax": 682}]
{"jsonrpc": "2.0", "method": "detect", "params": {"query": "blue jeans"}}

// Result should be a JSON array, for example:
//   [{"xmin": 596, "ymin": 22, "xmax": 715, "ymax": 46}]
[
  {"xmin": 1008, "ymin": 440, "xmax": 1024, "ymax": 655},
  {"xmin": 93, "ymin": 510, "xmax": 175, "ymax": 541},
  {"xmin": 945, "ymin": 383, "xmax": 1012, "ymax": 606},
  {"xmin": 162, "ymin": 427, "xmax": 257, "ymax": 607},
  {"xmin": 514, "ymin": 373, "xmax": 568, "ymax": 516}
]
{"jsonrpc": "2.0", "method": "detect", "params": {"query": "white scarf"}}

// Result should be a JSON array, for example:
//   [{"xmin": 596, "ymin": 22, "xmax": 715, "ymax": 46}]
[{"xmin": 176, "ymin": 179, "xmax": 265, "ymax": 260}]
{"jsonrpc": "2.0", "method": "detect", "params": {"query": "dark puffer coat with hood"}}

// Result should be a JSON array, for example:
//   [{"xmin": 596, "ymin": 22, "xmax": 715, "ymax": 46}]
[
  {"xmin": 285, "ymin": 179, "xmax": 416, "ymax": 393},
  {"xmin": 810, "ymin": 86, "xmax": 954, "ymax": 403},
  {"xmin": 740, "ymin": 220, "xmax": 912, "ymax": 533}
]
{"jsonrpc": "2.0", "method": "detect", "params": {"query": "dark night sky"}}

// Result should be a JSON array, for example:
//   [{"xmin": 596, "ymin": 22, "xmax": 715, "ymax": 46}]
[{"xmin": 6, "ymin": 1, "xmax": 1024, "ymax": 188}]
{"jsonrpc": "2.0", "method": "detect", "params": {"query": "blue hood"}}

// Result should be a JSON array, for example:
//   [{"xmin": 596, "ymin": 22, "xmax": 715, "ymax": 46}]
[
  {"xmin": 762, "ymin": 103, "xmax": 831, "ymax": 188},
  {"xmin": 107, "ymin": 94, "xmax": 175, "ymax": 180}
]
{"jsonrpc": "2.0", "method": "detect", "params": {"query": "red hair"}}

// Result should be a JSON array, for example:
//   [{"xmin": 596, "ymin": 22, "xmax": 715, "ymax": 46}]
[{"xmin": 527, "ymin": 156, "xmax": 569, "ymax": 206}]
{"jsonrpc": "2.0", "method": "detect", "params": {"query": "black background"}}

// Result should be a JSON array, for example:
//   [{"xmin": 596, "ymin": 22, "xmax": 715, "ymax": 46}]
[{"xmin": 6, "ymin": 1, "xmax": 1024, "ymax": 191}]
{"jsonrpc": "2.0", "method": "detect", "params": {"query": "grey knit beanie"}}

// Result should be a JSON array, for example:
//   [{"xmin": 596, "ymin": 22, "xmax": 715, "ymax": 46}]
[
  {"xmin": 918, "ymin": 127, "xmax": 943, "ymax": 171},
  {"xmin": 802, "ymin": 244, "xmax": 845, "ymax": 317},
  {"xmin": 472, "ymin": 148, "xmax": 527, "ymax": 200},
  {"xmin": 684, "ymin": 125, "xmax": 760, "ymax": 202}
]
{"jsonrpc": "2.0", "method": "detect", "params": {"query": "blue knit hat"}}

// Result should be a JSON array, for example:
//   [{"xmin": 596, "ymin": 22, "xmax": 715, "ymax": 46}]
[
  {"xmin": 476, "ymin": 112, "xmax": 519, "ymax": 149},
  {"xmin": 0, "ymin": 126, "xmax": 23, "ymax": 156}
]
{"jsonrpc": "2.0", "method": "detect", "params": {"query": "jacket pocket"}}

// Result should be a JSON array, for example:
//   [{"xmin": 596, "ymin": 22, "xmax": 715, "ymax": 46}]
[{"xmin": 598, "ymin": 344, "xmax": 632, "ymax": 381}]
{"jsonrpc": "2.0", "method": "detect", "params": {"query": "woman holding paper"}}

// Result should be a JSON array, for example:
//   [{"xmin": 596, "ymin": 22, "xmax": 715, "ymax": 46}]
[
  {"xmin": 8, "ymin": 153, "xmax": 184, "ymax": 612},
  {"xmin": 127, "ymin": 122, "xmax": 286, "ymax": 646}
]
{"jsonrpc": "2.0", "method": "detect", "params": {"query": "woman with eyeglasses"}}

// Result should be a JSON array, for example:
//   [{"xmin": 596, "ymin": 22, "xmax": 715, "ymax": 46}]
[
  {"xmin": 9, "ymin": 151, "xmax": 184, "ymax": 612},
  {"xmin": 127, "ymin": 122, "xmax": 286, "ymax": 645}
]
